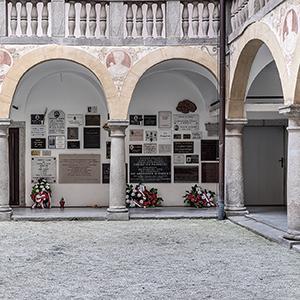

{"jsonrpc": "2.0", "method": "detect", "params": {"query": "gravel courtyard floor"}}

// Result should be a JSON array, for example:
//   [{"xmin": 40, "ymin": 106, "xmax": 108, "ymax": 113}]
[{"xmin": 0, "ymin": 220, "xmax": 300, "ymax": 300}]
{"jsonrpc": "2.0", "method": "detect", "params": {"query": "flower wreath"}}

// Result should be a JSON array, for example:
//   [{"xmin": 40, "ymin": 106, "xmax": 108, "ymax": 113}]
[
  {"xmin": 183, "ymin": 184, "xmax": 216, "ymax": 208},
  {"xmin": 31, "ymin": 178, "xmax": 52, "ymax": 209}
]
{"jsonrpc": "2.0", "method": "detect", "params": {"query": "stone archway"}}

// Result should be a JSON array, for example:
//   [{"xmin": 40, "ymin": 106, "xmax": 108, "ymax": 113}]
[
  {"xmin": 0, "ymin": 45, "xmax": 117, "ymax": 119},
  {"xmin": 119, "ymin": 47, "xmax": 218, "ymax": 119},
  {"xmin": 228, "ymin": 22, "xmax": 288, "ymax": 119}
]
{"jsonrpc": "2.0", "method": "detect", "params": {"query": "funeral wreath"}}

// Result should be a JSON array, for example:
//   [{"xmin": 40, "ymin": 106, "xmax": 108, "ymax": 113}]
[
  {"xmin": 183, "ymin": 184, "xmax": 216, "ymax": 208},
  {"xmin": 31, "ymin": 178, "xmax": 52, "ymax": 209}
]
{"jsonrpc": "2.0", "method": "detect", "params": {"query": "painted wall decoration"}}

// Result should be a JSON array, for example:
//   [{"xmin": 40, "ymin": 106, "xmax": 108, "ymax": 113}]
[
  {"xmin": 0, "ymin": 49, "xmax": 13, "ymax": 82},
  {"xmin": 282, "ymin": 8, "xmax": 298, "ymax": 54},
  {"xmin": 106, "ymin": 50, "xmax": 131, "ymax": 77},
  {"xmin": 176, "ymin": 100, "xmax": 197, "ymax": 114}
]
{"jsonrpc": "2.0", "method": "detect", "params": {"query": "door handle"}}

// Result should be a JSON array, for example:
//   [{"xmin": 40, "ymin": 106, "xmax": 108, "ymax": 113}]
[{"xmin": 278, "ymin": 157, "xmax": 284, "ymax": 168}]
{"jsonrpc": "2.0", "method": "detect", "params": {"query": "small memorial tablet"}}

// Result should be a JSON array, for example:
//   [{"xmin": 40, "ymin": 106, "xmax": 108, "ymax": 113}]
[
  {"xmin": 173, "ymin": 134, "xmax": 181, "ymax": 140},
  {"xmin": 145, "ymin": 131, "xmax": 157, "ymax": 142},
  {"xmin": 144, "ymin": 115, "xmax": 157, "ymax": 126},
  {"xmin": 67, "ymin": 141, "xmax": 80, "ymax": 149},
  {"xmin": 31, "ymin": 157, "xmax": 57, "ymax": 183},
  {"xmin": 84, "ymin": 127, "xmax": 100, "ymax": 148},
  {"xmin": 186, "ymin": 155, "xmax": 199, "ymax": 164},
  {"xmin": 67, "ymin": 127, "xmax": 79, "ymax": 140},
  {"xmin": 158, "ymin": 111, "xmax": 172, "ymax": 128},
  {"xmin": 130, "ymin": 115, "xmax": 143, "ymax": 125},
  {"xmin": 173, "ymin": 141, "xmax": 194, "ymax": 153},
  {"xmin": 48, "ymin": 110, "xmax": 65, "ymax": 135},
  {"xmin": 31, "ymin": 114, "xmax": 44, "ymax": 125},
  {"xmin": 31, "ymin": 138, "xmax": 46, "ymax": 149},
  {"xmin": 158, "ymin": 144, "xmax": 172, "ymax": 154},
  {"xmin": 85, "ymin": 114, "xmax": 101, "ymax": 126},
  {"xmin": 106, "ymin": 141, "xmax": 111, "ymax": 159},
  {"xmin": 174, "ymin": 166, "xmax": 199, "ymax": 183},
  {"xmin": 129, "ymin": 144, "xmax": 143, "ymax": 154},
  {"xmin": 183, "ymin": 134, "xmax": 191, "ymax": 140},
  {"xmin": 129, "ymin": 129, "xmax": 143, "ymax": 141},
  {"xmin": 144, "ymin": 143, "xmax": 157, "ymax": 154},
  {"xmin": 201, "ymin": 140, "xmax": 219, "ymax": 161}
]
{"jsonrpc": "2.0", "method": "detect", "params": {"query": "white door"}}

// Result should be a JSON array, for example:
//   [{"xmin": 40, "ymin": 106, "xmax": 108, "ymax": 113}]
[{"xmin": 243, "ymin": 126, "xmax": 285, "ymax": 205}]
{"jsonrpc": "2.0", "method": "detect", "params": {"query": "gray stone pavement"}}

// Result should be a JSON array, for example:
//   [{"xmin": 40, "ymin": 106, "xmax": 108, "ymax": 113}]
[{"xmin": 0, "ymin": 219, "xmax": 299, "ymax": 300}]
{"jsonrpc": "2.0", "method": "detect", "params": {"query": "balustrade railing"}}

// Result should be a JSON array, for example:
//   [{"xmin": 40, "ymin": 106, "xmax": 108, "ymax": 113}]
[
  {"xmin": 7, "ymin": 0, "xmax": 51, "ymax": 37},
  {"xmin": 230, "ymin": 0, "xmax": 271, "ymax": 34},
  {"xmin": 181, "ymin": 1, "xmax": 220, "ymax": 38},
  {"xmin": 66, "ymin": 1, "xmax": 109, "ymax": 38}
]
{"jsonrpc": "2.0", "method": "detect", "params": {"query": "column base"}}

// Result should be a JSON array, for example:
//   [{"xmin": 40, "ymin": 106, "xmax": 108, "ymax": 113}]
[
  {"xmin": 107, "ymin": 207, "xmax": 129, "ymax": 221},
  {"xmin": 283, "ymin": 230, "xmax": 300, "ymax": 241},
  {"xmin": 225, "ymin": 206, "xmax": 248, "ymax": 216},
  {"xmin": 0, "ymin": 207, "xmax": 13, "ymax": 221}
]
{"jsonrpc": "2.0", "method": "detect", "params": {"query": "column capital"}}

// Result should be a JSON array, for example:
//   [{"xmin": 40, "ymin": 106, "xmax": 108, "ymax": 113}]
[
  {"xmin": 0, "ymin": 119, "xmax": 11, "ymax": 138},
  {"xmin": 279, "ymin": 104, "xmax": 300, "ymax": 118},
  {"xmin": 226, "ymin": 118, "xmax": 247, "ymax": 136},
  {"xmin": 107, "ymin": 120, "xmax": 129, "ymax": 137},
  {"xmin": 0, "ymin": 119, "xmax": 11, "ymax": 127}
]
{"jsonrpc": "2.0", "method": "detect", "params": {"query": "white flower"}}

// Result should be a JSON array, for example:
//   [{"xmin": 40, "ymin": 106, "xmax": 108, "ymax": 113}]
[
  {"xmin": 126, "ymin": 199, "xmax": 130, "ymax": 204},
  {"xmin": 125, "ymin": 195, "xmax": 129, "ymax": 199},
  {"xmin": 36, "ymin": 189, "xmax": 39, "ymax": 193},
  {"xmin": 137, "ymin": 193, "xmax": 141, "ymax": 198},
  {"xmin": 139, "ymin": 200, "xmax": 144, "ymax": 204},
  {"xmin": 131, "ymin": 193, "xmax": 135, "ymax": 197}
]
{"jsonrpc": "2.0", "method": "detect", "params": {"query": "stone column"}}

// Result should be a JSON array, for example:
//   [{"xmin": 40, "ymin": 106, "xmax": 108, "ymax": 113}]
[
  {"xmin": 0, "ymin": 119, "xmax": 12, "ymax": 220},
  {"xmin": 279, "ymin": 105, "xmax": 300, "ymax": 240},
  {"xmin": 107, "ymin": 120, "xmax": 129, "ymax": 221},
  {"xmin": 51, "ymin": 0, "xmax": 65, "ymax": 37},
  {"xmin": 225, "ymin": 119, "xmax": 248, "ymax": 215}
]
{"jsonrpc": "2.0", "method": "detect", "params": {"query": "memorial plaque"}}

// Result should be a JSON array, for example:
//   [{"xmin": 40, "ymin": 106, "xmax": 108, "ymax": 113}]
[
  {"xmin": 173, "ymin": 114, "xmax": 199, "ymax": 131},
  {"xmin": 143, "ymin": 115, "xmax": 157, "ymax": 126},
  {"xmin": 158, "ymin": 144, "xmax": 172, "ymax": 154},
  {"xmin": 48, "ymin": 110, "xmax": 65, "ymax": 135},
  {"xmin": 173, "ymin": 134, "xmax": 181, "ymax": 140},
  {"xmin": 42, "ymin": 150, "xmax": 52, "ymax": 156},
  {"xmin": 31, "ymin": 150, "xmax": 41, "ymax": 156},
  {"xmin": 202, "ymin": 162, "xmax": 219, "ymax": 183},
  {"xmin": 106, "ymin": 141, "xmax": 111, "ymax": 159},
  {"xmin": 31, "ymin": 114, "xmax": 45, "ymax": 125},
  {"xmin": 129, "ymin": 129, "xmax": 143, "ymax": 141},
  {"xmin": 158, "ymin": 111, "xmax": 172, "ymax": 128},
  {"xmin": 84, "ymin": 127, "xmax": 100, "ymax": 148},
  {"xmin": 130, "ymin": 115, "xmax": 143, "ymax": 125},
  {"xmin": 31, "ymin": 125, "xmax": 46, "ymax": 138},
  {"xmin": 174, "ymin": 166, "xmax": 199, "ymax": 183},
  {"xmin": 183, "ymin": 134, "xmax": 191, "ymax": 140},
  {"xmin": 102, "ymin": 163, "xmax": 128, "ymax": 184},
  {"xmin": 67, "ymin": 141, "xmax": 80, "ymax": 149},
  {"xmin": 145, "ymin": 130, "xmax": 157, "ymax": 142},
  {"xmin": 59, "ymin": 154, "xmax": 101, "ymax": 183},
  {"xmin": 67, "ymin": 114, "xmax": 83, "ymax": 126},
  {"xmin": 144, "ymin": 143, "xmax": 157, "ymax": 154},
  {"xmin": 173, "ymin": 141, "xmax": 194, "ymax": 153},
  {"xmin": 67, "ymin": 127, "xmax": 79, "ymax": 140},
  {"xmin": 201, "ymin": 140, "xmax": 219, "ymax": 161},
  {"xmin": 173, "ymin": 154, "xmax": 185, "ymax": 164},
  {"xmin": 87, "ymin": 106, "xmax": 98, "ymax": 113},
  {"xmin": 48, "ymin": 136, "xmax": 65, "ymax": 149},
  {"xmin": 192, "ymin": 131, "xmax": 202, "ymax": 139},
  {"xmin": 31, "ymin": 157, "xmax": 57, "ymax": 183},
  {"xmin": 186, "ymin": 155, "xmax": 199, "ymax": 164},
  {"xmin": 129, "ymin": 144, "xmax": 143, "ymax": 154},
  {"xmin": 31, "ymin": 138, "xmax": 46, "ymax": 149},
  {"xmin": 130, "ymin": 156, "xmax": 171, "ymax": 183},
  {"xmin": 159, "ymin": 130, "xmax": 172, "ymax": 143},
  {"xmin": 85, "ymin": 114, "xmax": 101, "ymax": 126}
]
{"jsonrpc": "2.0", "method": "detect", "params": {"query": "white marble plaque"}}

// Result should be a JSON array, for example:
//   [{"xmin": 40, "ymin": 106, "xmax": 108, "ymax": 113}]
[
  {"xmin": 144, "ymin": 143, "xmax": 157, "ymax": 154},
  {"xmin": 67, "ymin": 114, "xmax": 84, "ymax": 126},
  {"xmin": 192, "ymin": 131, "xmax": 202, "ymax": 139},
  {"xmin": 31, "ymin": 157, "xmax": 57, "ymax": 183},
  {"xmin": 31, "ymin": 125, "xmax": 46, "ymax": 138},
  {"xmin": 173, "ymin": 114, "xmax": 199, "ymax": 131},
  {"xmin": 48, "ymin": 110, "xmax": 65, "ymax": 135},
  {"xmin": 173, "ymin": 154, "xmax": 185, "ymax": 165},
  {"xmin": 129, "ymin": 129, "xmax": 144, "ymax": 141},
  {"xmin": 59, "ymin": 154, "xmax": 101, "ymax": 184},
  {"xmin": 48, "ymin": 136, "xmax": 66, "ymax": 149},
  {"xmin": 158, "ymin": 111, "xmax": 172, "ymax": 128},
  {"xmin": 158, "ymin": 144, "xmax": 172, "ymax": 154},
  {"xmin": 159, "ymin": 130, "xmax": 172, "ymax": 144}
]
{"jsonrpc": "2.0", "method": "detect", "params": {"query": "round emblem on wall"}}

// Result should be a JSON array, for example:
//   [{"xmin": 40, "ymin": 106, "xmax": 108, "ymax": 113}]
[
  {"xmin": 105, "ymin": 50, "xmax": 131, "ymax": 77},
  {"xmin": 0, "ymin": 48, "xmax": 13, "ymax": 81}
]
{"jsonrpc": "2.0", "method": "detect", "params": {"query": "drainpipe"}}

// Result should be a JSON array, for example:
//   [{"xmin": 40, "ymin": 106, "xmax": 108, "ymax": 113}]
[{"xmin": 218, "ymin": 0, "xmax": 226, "ymax": 220}]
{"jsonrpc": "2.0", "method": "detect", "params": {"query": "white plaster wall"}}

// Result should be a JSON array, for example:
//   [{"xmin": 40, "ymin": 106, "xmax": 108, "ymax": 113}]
[
  {"xmin": 128, "ymin": 69, "xmax": 219, "ymax": 206},
  {"xmin": 11, "ymin": 60, "xmax": 109, "ymax": 207}
]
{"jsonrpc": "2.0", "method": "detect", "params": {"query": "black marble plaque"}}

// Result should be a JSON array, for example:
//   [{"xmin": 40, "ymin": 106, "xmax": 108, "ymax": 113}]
[
  {"xmin": 67, "ymin": 127, "xmax": 79, "ymax": 140},
  {"xmin": 183, "ymin": 134, "xmax": 191, "ymax": 139},
  {"xmin": 130, "ymin": 156, "xmax": 171, "ymax": 183},
  {"xmin": 84, "ymin": 127, "xmax": 100, "ymax": 148},
  {"xmin": 186, "ymin": 155, "xmax": 199, "ymax": 164},
  {"xmin": 173, "ymin": 141, "xmax": 194, "ymax": 153},
  {"xmin": 130, "ymin": 115, "xmax": 143, "ymax": 125},
  {"xmin": 129, "ymin": 144, "xmax": 143, "ymax": 154},
  {"xmin": 67, "ymin": 141, "xmax": 80, "ymax": 149},
  {"xmin": 31, "ymin": 138, "xmax": 46, "ymax": 149},
  {"xmin": 143, "ymin": 115, "xmax": 157, "ymax": 126},
  {"xmin": 102, "ymin": 163, "xmax": 128, "ymax": 184},
  {"xmin": 173, "ymin": 134, "xmax": 181, "ymax": 140},
  {"xmin": 201, "ymin": 140, "xmax": 219, "ymax": 161},
  {"xmin": 106, "ymin": 141, "xmax": 111, "ymax": 159},
  {"xmin": 174, "ymin": 166, "xmax": 199, "ymax": 183},
  {"xmin": 31, "ymin": 114, "xmax": 45, "ymax": 125},
  {"xmin": 201, "ymin": 162, "xmax": 219, "ymax": 183},
  {"xmin": 85, "ymin": 114, "xmax": 101, "ymax": 126}
]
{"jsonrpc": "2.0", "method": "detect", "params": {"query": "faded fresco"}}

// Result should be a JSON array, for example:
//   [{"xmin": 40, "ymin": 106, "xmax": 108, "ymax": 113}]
[{"xmin": 0, "ymin": 49, "xmax": 13, "ymax": 82}]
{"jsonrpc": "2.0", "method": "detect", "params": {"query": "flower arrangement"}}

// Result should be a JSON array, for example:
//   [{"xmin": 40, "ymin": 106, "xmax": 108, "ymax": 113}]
[
  {"xmin": 125, "ymin": 183, "xmax": 163, "ymax": 208},
  {"xmin": 183, "ymin": 184, "xmax": 216, "ymax": 208},
  {"xmin": 31, "ymin": 178, "xmax": 52, "ymax": 209}
]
